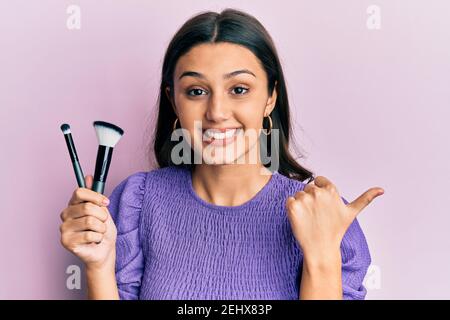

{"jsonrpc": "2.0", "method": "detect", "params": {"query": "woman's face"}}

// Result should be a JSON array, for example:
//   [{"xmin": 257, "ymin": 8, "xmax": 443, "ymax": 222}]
[{"xmin": 167, "ymin": 42, "xmax": 277, "ymax": 165}]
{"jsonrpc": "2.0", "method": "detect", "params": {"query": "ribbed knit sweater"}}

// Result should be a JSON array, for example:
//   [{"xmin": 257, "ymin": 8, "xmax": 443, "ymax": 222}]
[{"xmin": 107, "ymin": 165, "xmax": 371, "ymax": 300}]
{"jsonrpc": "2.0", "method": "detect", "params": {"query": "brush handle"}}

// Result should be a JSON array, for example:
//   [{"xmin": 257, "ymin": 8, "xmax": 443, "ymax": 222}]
[
  {"xmin": 92, "ymin": 181, "xmax": 105, "ymax": 194},
  {"xmin": 73, "ymin": 161, "xmax": 86, "ymax": 188},
  {"xmin": 92, "ymin": 145, "xmax": 113, "ymax": 195},
  {"xmin": 63, "ymin": 132, "xmax": 86, "ymax": 188}
]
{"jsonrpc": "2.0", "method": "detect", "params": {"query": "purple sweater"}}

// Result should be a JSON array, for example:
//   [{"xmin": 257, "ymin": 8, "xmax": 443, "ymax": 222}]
[{"xmin": 107, "ymin": 165, "xmax": 371, "ymax": 300}]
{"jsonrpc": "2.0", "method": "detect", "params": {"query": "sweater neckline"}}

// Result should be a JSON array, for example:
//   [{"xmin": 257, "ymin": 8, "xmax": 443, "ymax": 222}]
[{"xmin": 183, "ymin": 167, "xmax": 279, "ymax": 211}]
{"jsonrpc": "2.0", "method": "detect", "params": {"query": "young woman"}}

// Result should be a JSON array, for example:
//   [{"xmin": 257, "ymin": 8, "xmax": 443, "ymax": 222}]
[{"xmin": 59, "ymin": 9, "xmax": 384, "ymax": 300}]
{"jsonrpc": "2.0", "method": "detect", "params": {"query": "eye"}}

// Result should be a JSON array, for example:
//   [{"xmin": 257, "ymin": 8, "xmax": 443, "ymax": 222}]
[
  {"xmin": 187, "ymin": 88, "xmax": 208, "ymax": 96},
  {"xmin": 231, "ymin": 86, "xmax": 249, "ymax": 95}
]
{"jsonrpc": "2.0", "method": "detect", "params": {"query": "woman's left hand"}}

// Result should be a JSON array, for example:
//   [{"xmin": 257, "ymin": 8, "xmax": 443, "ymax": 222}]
[{"xmin": 286, "ymin": 176, "xmax": 384, "ymax": 262}]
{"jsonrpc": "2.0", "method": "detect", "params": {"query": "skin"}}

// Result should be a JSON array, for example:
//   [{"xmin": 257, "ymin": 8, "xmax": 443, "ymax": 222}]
[
  {"xmin": 60, "ymin": 175, "xmax": 119, "ymax": 299},
  {"xmin": 167, "ymin": 43, "xmax": 277, "ymax": 206},
  {"xmin": 59, "ymin": 42, "xmax": 384, "ymax": 300}
]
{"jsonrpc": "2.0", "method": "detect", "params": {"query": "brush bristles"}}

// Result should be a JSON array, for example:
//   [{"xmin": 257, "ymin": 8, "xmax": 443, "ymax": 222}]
[
  {"xmin": 93, "ymin": 121, "xmax": 124, "ymax": 147},
  {"xmin": 60, "ymin": 123, "xmax": 71, "ymax": 134}
]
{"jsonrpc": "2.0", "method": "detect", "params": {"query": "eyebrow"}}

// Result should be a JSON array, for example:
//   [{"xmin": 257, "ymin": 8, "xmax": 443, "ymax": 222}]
[{"xmin": 178, "ymin": 69, "xmax": 256, "ymax": 80}]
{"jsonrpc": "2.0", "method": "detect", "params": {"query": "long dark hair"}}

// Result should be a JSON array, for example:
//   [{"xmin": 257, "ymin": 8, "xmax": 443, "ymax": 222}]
[{"xmin": 152, "ymin": 8, "xmax": 314, "ymax": 182}]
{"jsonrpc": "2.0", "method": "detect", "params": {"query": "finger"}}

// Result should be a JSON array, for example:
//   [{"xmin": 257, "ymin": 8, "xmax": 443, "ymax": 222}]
[
  {"xmin": 293, "ymin": 190, "xmax": 307, "ymax": 200},
  {"xmin": 303, "ymin": 182, "xmax": 317, "ymax": 194},
  {"xmin": 286, "ymin": 196, "xmax": 297, "ymax": 209},
  {"xmin": 286, "ymin": 196, "xmax": 302, "ymax": 217},
  {"xmin": 62, "ymin": 216, "xmax": 107, "ymax": 234},
  {"xmin": 61, "ymin": 202, "xmax": 109, "ymax": 222},
  {"xmin": 347, "ymin": 187, "xmax": 384, "ymax": 217},
  {"xmin": 68, "ymin": 186, "xmax": 109, "ymax": 207},
  {"xmin": 70, "ymin": 231, "xmax": 104, "ymax": 245},
  {"xmin": 292, "ymin": 190, "xmax": 314, "ymax": 207},
  {"xmin": 85, "ymin": 174, "xmax": 93, "ymax": 190},
  {"xmin": 313, "ymin": 176, "xmax": 335, "ymax": 190}
]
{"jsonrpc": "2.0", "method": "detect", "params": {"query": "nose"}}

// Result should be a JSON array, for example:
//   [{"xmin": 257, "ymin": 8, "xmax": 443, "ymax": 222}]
[{"xmin": 205, "ymin": 91, "xmax": 231, "ymax": 123}]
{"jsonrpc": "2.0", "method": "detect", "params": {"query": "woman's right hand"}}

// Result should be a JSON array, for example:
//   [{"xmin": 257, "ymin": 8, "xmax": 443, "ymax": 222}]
[{"xmin": 60, "ymin": 175, "xmax": 118, "ymax": 271}]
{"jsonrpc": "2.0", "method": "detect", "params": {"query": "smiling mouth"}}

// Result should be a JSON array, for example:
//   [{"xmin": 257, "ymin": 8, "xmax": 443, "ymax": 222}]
[{"xmin": 202, "ymin": 128, "xmax": 243, "ymax": 145}]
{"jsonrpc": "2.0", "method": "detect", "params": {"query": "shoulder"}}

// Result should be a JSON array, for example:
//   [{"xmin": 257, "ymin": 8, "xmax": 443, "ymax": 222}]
[
  {"xmin": 107, "ymin": 171, "xmax": 147, "ymax": 230},
  {"xmin": 274, "ymin": 172, "xmax": 307, "ymax": 195},
  {"xmin": 108, "ymin": 166, "xmax": 188, "ymax": 205},
  {"xmin": 145, "ymin": 165, "xmax": 188, "ymax": 182},
  {"xmin": 111, "ymin": 166, "xmax": 186, "ymax": 191},
  {"xmin": 107, "ymin": 166, "xmax": 189, "ymax": 231}
]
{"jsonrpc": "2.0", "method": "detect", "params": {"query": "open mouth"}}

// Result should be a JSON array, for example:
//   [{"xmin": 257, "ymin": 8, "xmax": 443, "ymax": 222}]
[{"xmin": 202, "ymin": 128, "xmax": 243, "ymax": 146}]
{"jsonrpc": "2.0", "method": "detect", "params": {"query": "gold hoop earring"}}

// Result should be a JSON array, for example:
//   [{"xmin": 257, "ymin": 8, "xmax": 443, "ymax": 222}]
[
  {"xmin": 172, "ymin": 118, "xmax": 179, "ymax": 131},
  {"xmin": 262, "ymin": 115, "xmax": 272, "ymax": 136}
]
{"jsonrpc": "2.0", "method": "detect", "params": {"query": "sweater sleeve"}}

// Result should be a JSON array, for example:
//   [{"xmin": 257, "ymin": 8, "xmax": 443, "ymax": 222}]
[
  {"xmin": 107, "ymin": 172, "xmax": 147, "ymax": 300},
  {"xmin": 340, "ymin": 196, "xmax": 372, "ymax": 300}
]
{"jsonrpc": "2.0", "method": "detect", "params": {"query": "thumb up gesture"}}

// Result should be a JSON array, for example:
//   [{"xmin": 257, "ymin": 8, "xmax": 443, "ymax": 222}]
[{"xmin": 286, "ymin": 176, "xmax": 384, "ymax": 261}]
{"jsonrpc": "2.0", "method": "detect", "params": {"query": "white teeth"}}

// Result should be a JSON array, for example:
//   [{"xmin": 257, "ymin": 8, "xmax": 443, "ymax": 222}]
[{"xmin": 204, "ymin": 128, "xmax": 238, "ymax": 140}]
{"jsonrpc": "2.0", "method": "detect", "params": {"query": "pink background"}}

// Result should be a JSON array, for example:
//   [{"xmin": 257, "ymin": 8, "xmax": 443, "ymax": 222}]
[{"xmin": 1, "ymin": 0, "xmax": 449, "ymax": 299}]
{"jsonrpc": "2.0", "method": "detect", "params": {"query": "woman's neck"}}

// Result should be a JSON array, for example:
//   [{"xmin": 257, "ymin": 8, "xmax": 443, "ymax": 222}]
[{"xmin": 191, "ymin": 163, "xmax": 273, "ymax": 207}]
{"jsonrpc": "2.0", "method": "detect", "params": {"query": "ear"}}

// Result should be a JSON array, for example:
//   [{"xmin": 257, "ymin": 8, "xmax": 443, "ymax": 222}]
[
  {"xmin": 264, "ymin": 81, "xmax": 278, "ymax": 116},
  {"xmin": 165, "ymin": 86, "xmax": 177, "ymax": 116}
]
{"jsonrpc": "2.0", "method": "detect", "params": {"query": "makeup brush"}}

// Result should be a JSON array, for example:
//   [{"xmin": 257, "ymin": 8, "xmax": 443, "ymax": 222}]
[
  {"xmin": 60, "ymin": 123, "xmax": 86, "ymax": 188},
  {"xmin": 92, "ymin": 121, "xmax": 124, "ymax": 194}
]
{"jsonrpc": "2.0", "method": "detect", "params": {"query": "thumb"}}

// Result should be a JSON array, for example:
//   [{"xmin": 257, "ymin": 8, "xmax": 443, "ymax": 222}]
[
  {"xmin": 347, "ymin": 187, "xmax": 384, "ymax": 217},
  {"xmin": 84, "ymin": 175, "xmax": 94, "ymax": 190}
]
